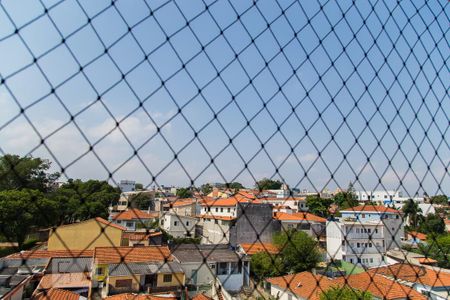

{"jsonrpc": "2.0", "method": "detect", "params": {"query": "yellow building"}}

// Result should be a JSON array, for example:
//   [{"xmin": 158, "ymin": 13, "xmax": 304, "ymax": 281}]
[{"xmin": 47, "ymin": 217, "xmax": 126, "ymax": 251}]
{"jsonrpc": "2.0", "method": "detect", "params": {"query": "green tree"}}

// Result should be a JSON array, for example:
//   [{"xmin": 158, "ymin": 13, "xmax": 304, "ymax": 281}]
[
  {"xmin": 200, "ymin": 183, "xmax": 213, "ymax": 195},
  {"xmin": 0, "ymin": 154, "xmax": 60, "ymax": 192},
  {"xmin": 250, "ymin": 251, "xmax": 284, "ymax": 281},
  {"xmin": 333, "ymin": 183, "xmax": 358, "ymax": 209},
  {"xmin": 129, "ymin": 192, "xmax": 154, "ymax": 210},
  {"xmin": 135, "ymin": 183, "xmax": 144, "ymax": 190},
  {"xmin": 176, "ymin": 187, "xmax": 193, "ymax": 198},
  {"xmin": 255, "ymin": 178, "xmax": 282, "ymax": 190},
  {"xmin": 419, "ymin": 214, "xmax": 445, "ymax": 235},
  {"xmin": 227, "ymin": 182, "xmax": 244, "ymax": 190},
  {"xmin": 402, "ymin": 199, "xmax": 422, "ymax": 229},
  {"xmin": 0, "ymin": 189, "xmax": 55, "ymax": 248},
  {"xmin": 320, "ymin": 286, "xmax": 372, "ymax": 300},
  {"xmin": 306, "ymin": 195, "xmax": 333, "ymax": 218},
  {"xmin": 430, "ymin": 195, "xmax": 448, "ymax": 205},
  {"xmin": 273, "ymin": 230, "xmax": 322, "ymax": 273}
]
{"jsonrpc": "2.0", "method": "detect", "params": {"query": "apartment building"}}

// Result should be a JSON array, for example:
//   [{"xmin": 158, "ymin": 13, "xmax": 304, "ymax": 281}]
[{"xmin": 326, "ymin": 205, "xmax": 403, "ymax": 268}]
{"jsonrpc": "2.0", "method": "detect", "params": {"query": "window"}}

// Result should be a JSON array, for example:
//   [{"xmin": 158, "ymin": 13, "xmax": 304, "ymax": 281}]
[
  {"xmin": 218, "ymin": 262, "xmax": 228, "ymax": 275},
  {"xmin": 227, "ymin": 208, "xmax": 231, "ymax": 213},
  {"xmin": 356, "ymin": 228, "xmax": 360, "ymax": 233},
  {"xmin": 163, "ymin": 274, "xmax": 172, "ymax": 283},
  {"xmin": 186, "ymin": 221, "xmax": 190, "ymax": 226},
  {"xmin": 375, "ymin": 229, "xmax": 378, "ymax": 234},
  {"xmin": 115, "ymin": 279, "xmax": 132, "ymax": 288},
  {"xmin": 368, "ymin": 228, "xmax": 371, "ymax": 233},
  {"xmin": 174, "ymin": 221, "xmax": 178, "ymax": 226},
  {"xmin": 215, "ymin": 208, "xmax": 218, "ymax": 212},
  {"xmin": 126, "ymin": 222, "xmax": 133, "ymax": 227},
  {"xmin": 362, "ymin": 214, "xmax": 366, "ymax": 218},
  {"xmin": 369, "ymin": 243, "xmax": 372, "ymax": 247},
  {"xmin": 215, "ymin": 220, "xmax": 218, "ymax": 224},
  {"xmin": 230, "ymin": 262, "xmax": 241, "ymax": 274},
  {"xmin": 396, "ymin": 215, "xmax": 399, "ymax": 219},
  {"xmin": 96, "ymin": 267, "xmax": 104, "ymax": 275},
  {"xmin": 370, "ymin": 258, "xmax": 373, "ymax": 263},
  {"xmin": 357, "ymin": 243, "xmax": 360, "ymax": 248},
  {"xmin": 220, "ymin": 208, "xmax": 223, "ymax": 212}
]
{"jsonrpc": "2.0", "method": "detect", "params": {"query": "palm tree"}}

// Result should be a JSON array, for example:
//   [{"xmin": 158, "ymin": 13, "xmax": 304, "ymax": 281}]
[{"xmin": 402, "ymin": 199, "xmax": 422, "ymax": 229}]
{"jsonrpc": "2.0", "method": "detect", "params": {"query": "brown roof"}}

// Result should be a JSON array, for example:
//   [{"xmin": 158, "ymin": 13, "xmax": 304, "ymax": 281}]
[
  {"xmin": 201, "ymin": 196, "xmax": 250, "ymax": 207},
  {"xmin": 111, "ymin": 209, "xmax": 159, "ymax": 221},
  {"xmin": 7, "ymin": 249, "xmax": 94, "ymax": 259},
  {"xmin": 94, "ymin": 246, "xmax": 172, "ymax": 264},
  {"xmin": 95, "ymin": 217, "xmax": 128, "ymax": 230},
  {"xmin": 240, "ymin": 242, "xmax": 279, "ymax": 255},
  {"xmin": 341, "ymin": 205, "xmax": 401, "ymax": 214},
  {"xmin": 122, "ymin": 231, "xmax": 163, "ymax": 241},
  {"xmin": 273, "ymin": 212, "xmax": 326, "ymax": 223},
  {"xmin": 169, "ymin": 198, "xmax": 196, "ymax": 207},
  {"xmin": 267, "ymin": 271, "xmax": 426, "ymax": 300},
  {"xmin": 369, "ymin": 263, "xmax": 450, "ymax": 287},
  {"xmin": 33, "ymin": 288, "xmax": 80, "ymax": 300},
  {"xmin": 105, "ymin": 293, "xmax": 177, "ymax": 300},
  {"xmin": 191, "ymin": 293, "xmax": 212, "ymax": 300},
  {"xmin": 408, "ymin": 231, "xmax": 427, "ymax": 241},
  {"xmin": 38, "ymin": 273, "xmax": 90, "ymax": 290},
  {"xmin": 418, "ymin": 257, "xmax": 437, "ymax": 264}
]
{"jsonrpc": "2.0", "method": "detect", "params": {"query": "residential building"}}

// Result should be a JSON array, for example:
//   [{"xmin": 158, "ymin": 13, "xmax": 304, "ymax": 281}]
[
  {"xmin": 104, "ymin": 293, "xmax": 177, "ymax": 300},
  {"xmin": 110, "ymin": 208, "xmax": 159, "ymax": 231},
  {"xmin": 121, "ymin": 231, "xmax": 163, "ymax": 246},
  {"xmin": 35, "ymin": 272, "xmax": 91, "ymax": 297},
  {"xmin": 355, "ymin": 190, "xmax": 402, "ymax": 202},
  {"xmin": 171, "ymin": 244, "xmax": 250, "ymax": 293},
  {"xmin": 33, "ymin": 288, "xmax": 87, "ymax": 300},
  {"xmin": 326, "ymin": 205, "xmax": 403, "ymax": 268},
  {"xmin": 91, "ymin": 246, "xmax": 184, "ymax": 297},
  {"xmin": 266, "ymin": 271, "xmax": 426, "ymax": 300},
  {"xmin": 198, "ymin": 198, "xmax": 280, "ymax": 246},
  {"xmin": 47, "ymin": 218, "xmax": 126, "ymax": 250},
  {"xmin": 369, "ymin": 263, "xmax": 450, "ymax": 300},
  {"xmin": 274, "ymin": 211, "xmax": 326, "ymax": 241},
  {"xmin": 164, "ymin": 198, "xmax": 199, "ymax": 217},
  {"xmin": 255, "ymin": 197, "xmax": 307, "ymax": 212},
  {"xmin": 159, "ymin": 213, "xmax": 197, "ymax": 238},
  {"xmin": 119, "ymin": 180, "xmax": 136, "ymax": 192}
]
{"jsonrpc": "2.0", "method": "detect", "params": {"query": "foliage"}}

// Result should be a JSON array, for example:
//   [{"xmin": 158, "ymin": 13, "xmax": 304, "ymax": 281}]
[
  {"xmin": 306, "ymin": 195, "xmax": 333, "ymax": 218},
  {"xmin": 320, "ymin": 286, "xmax": 372, "ymax": 300},
  {"xmin": 200, "ymin": 183, "xmax": 213, "ymax": 195},
  {"xmin": 333, "ymin": 183, "xmax": 358, "ymax": 209},
  {"xmin": 255, "ymin": 178, "xmax": 282, "ymax": 191},
  {"xmin": 419, "ymin": 214, "xmax": 446, "ymax": 235},
  {"xmin": 417, "ymin": 234, "xmax": 450, "ymax": 268},
  {"xmin": 176, "ymin": 187, "xmax": 193, "ymax": 198},
  {"xmin": 430, "ymin": 195, "xmax": 448, "ymax": 205},
  {"xmin": 250, "ymin": 251, "xmax": 283, "ymax": 281},
  {"xmin": 273, "ymin": 230, "xmax": 322, "ymax": 273},
  {"xmin": 227, "ymin": 182, "xmax": 244, "ymax": 190},
  {"xmin": 0, "ymin": 154, "xmax": 60, "ymax": 192},
  {"xmin": 129, "ymin": 192, "xmax": 154, "ymax": 210},
  {"xmin": 135, "ymin": 183, "xmax": 144, "ymax": 190},
  {"xmin": 402, "ymin": 199, "xmax": 422, "ymax": 229}
]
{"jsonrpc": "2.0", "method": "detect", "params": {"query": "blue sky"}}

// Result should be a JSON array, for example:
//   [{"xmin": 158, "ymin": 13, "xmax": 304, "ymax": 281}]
[{"xmin": 0, "ymin": 0, "xmax": 448, "ymax": 196}]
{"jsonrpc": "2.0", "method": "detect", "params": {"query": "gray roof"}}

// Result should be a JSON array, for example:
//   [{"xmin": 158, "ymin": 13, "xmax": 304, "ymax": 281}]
[
  {"xmin": 1, "ymin": 258, "xmax": 49, "ymax": 268},
  {"xmin": 46, "ymin": 257, "xmax": 93, "ymax": 273},
  {"xmin": 108, "ymin": 262, "xmax": 184, "ymax": 276},
  {"xmin": 171, "ymin": 244, "xmax": 241, "ymax": 263}
]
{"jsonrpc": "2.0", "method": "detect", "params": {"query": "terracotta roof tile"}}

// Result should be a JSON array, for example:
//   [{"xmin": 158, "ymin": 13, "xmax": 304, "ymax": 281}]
[
  {"xmin": 111, "ymin": 209, "xmax": 159, "ymax": 221},
  {"xmin": 105, "ymin": 293, "xmax": 177, "ymax": 300},
  {"xmin": 239, "ymin": 242, "xmax": 279, "ymax": 255},
  {"xmin": 94, "ymin": 246, "xmax": 172, "ymax": 264},
  {"xmin": 122, "ymin": 231, "xmax": 163, "ymax": 241},
  {"xmin": 191, "ymin": 293, "xmax": 212, "ymax": 300},
  {"xmin": 369, "ymin": 263, "xmax": 450, "ymax": 287},
  {"xmin": 38, "ymin": 272, "xmax": 90, "ymax": 290},
  {"xmin": 408, "ymin": 231, "xmax": 427, "ymax": 241},
  {"xmin": 33, "ymin": 288, "xmax": 80, "ymax": 300},
  {"xmin": 201, "ymin": 197, "xmax": 250, "ymax": 207},
  {"xmin": 341, "ymin": 205, "xmax": 401, "ymax": 214},
  {"xmin": 7, "ymin": 249, "xmax": 94, "ymax": 259},
  {"xmin": 273, "ymin": 212, "xmax": 326, "ymax": 223}
]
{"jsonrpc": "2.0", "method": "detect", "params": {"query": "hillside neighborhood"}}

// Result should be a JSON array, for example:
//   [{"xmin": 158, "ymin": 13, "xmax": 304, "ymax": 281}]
[{"xmin": 0, "ymin": 155, "xmax": 449, "ymax": 300}]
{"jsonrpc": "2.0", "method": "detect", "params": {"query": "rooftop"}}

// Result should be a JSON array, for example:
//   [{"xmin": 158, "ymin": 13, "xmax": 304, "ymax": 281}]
[
  {"xmin": 94, "ymin": 246, "xmax": 172, "ymax": 264},
  {"xmin": 341, "ymin": 205, "xmax": 401, "ymax": 214},
  {"xmin": 239, "ymin": 242, "xmax": 279, "ymax": 255},
  {"xmin": 6, "ymin": 249, "xmax": 94, "ymax": 260},
  {"xmin": 108, "ymin": 262, "xmax": 184, "ymax": 276},
  {"xmin": 171, "ymin": 244, "xmax": 240, "ymax": 263},
  {"xmin": 37, "ymin": 272, "xmax": 90, "ymax": 290},
  {"xmin": 111, "ymin": 209, "xmax": 159, "ymax": 221},
  {"xmin": 33, "ymin": 288, "xmax": 81, "ymax": 300},
  {"xmin": 201, "ymin": 197, "xmax": 250, "ymax": 207},
  {"xmin": 273, "ymin": 212, "xmax": 326, "ymax": 223},
  {"xmin": 104, "ymin": 293, "xmax": 177, "ymax": 300}
]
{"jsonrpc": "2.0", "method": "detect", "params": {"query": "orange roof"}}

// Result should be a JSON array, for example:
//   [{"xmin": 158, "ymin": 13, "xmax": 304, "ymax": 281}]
[
  {"xmin": 111, "ymin": 209, "xmax": 159, "ymax": 221},
  {"xmin": 105, "ymin": 293, "xmax": 177, "ymax": 300},
  {"xmin": 201, "ymin": 196, "xmax": 250, "ymax": 207},
  {"xmin": 273, "ymin": 212, "xmax": 326, "ymax": 223},
  {"xmin": 122, "ymin": 231, "xmax": 163, "ymax": 240},
  {"xmin": 198, "ymin": 214, "xmax": 236, "ymax": 221},
  {"xmin": 38, "ymin": 272, "xmax": 90, "ymax": 290},
  {"xmin": 191, "ymin": 293, "xmax": 212, "ymax": 300},
  {"xmin": 418, "ymin": 257, "xmax": 437, "ymax": 264},
  {"xmin": 267, "ymin": 271, "xmax": 426, "ymax": 300},
  {"xmin": 170, "ymin": 198, "xmax": 196, "ymax": 207},
  {"xmin": 341, "ymin": 205, "xmax": 401, "ymax": 214},
  {"xmin": 94, "ymin": 246, "xmax": 171, "ymax": 264},
  {"xmin": 369, "ymin": 263, "xmax": 450, "ymax": 288},
  {"xmin": 95, "ymin": 217, "xmax": 128, "ymax": 230},
  {"xmin": 408, "ymin": 231, "xmax": 427, "ymax": 241},
  {"xmin": 240, "ymin": 242, "xmax": 279, "ymax": 255},
  {"xmin": 33, "ymin": 288, "xmax": 80, "ymax": 300},
  {"xmin": 7, "ymin": 249, "xmax": 94, "ymax": 259}
]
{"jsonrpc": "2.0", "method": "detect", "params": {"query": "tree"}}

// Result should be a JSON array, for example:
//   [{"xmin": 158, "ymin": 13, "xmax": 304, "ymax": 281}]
[
  {"xmin": 0, "ymin": 154, "xmax": 60, "ymax": 192},
  {"xmin": 250, "ymin": 251, "xmax": 284, "ymax": 281},
  {"xmin": 320, "ymin": 286, "xmax": 372, "ymax": 300},
  {"xmin": 129, "ymin": 192, "xmax": 154, "ymax": 210},
  {"xmin": 273, "ymin": 230, "xmax": 322, "ymax": 273},
  {"xmin": 0, "ymin": 189, "xmax": 56, "ymax": 249},
  {"xmin": 135, "ymin": 183, "xmax": 144, "ymax": 190},
  {"xmin": 430, "ymin": 195, "xmax": 448, "ymax": 205},
  {"xmin": 419, "ymin": 214, "xmax": 445, "ymax": 235},
  {"xmin": 333, "ymin": 182, "xmax": 358, "ymax": 209},
  {"xmin": 402, "ymin": 199, "xmax": 422, "ymax": 229},
  {"xmin": 227, "ymin": 182, "xmax": 244, "ymax": 190},
  {"xmin": 255, "ymin": 178, "xmax": 282, "ymax": 190},
  {"xmin": 176, "ymin": 187, "xmax": 192, "ymax": 198},
  {"xmin": 200, "ymin": 183, "xmax": 213, "ymax": 195},
  {"xmin": 306, "ymin": 195, "xmax": 333, "ymax": 218}
]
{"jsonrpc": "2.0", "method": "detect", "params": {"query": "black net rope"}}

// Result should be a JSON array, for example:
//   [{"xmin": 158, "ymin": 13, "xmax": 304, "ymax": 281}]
[{"xmin": 0, "ymin": 0, "xmax": 448, "ymax": 300}]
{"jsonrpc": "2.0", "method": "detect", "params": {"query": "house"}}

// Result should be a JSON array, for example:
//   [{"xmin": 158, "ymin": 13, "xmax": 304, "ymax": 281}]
[
  {"xmin": 266, "ymin": 271, "xmax": 426, "ymax": 300},
  {"xmin": 327, "ymin": 205, "xmax": 404, "ymax": 267},
  {"xmin": 160, "ymin": 213, "xmax": 197, "ymax": 238},
  {"xmin": 198, "ymin": 198, "xmax": 280, "ymax": 246},
  {"xmin": 35, "ymin": 272, "xmax": 91, "ymax": 297},
  {"xmin": 171, "ymin": 244, "xmax": 250, "ymax": 293},
  {"xmin": 369, "ymin": 263, "xmax": 450, "ymax": 300},
  {"xmin": 273, "ymin": 212, "xmax": 326, "ymax": 240},
  {"xmin": 47, "ymin": 218, "xmax": 126, "ymax": 250},
  {"xmin": 164, "ymin": 198, "xmax": 199, "ymax": 217},
  {"xmin": 255, "ymin": 197, "xmax": 308, "ymax": 212},
  {"xmin": 405, "ymin": 231, "xmax": 428, "ymax": 247},
  {"xmin": 91, "ymin": 246, "xmax": 184, "ymax": 297},
  {"xmin": 32, "ymin": 288, "xmax": 86, "ymax": 300},
  {"xmin": 110, "ymin": 208, "xmax": 159, "ymax": 231},
  {"xmin": 237, "ymin": 242, "xmax": 279, "ymax": 256},
  {"xmin": 121, "ymin": 231, "xmax": 163, "ymax": 246}
]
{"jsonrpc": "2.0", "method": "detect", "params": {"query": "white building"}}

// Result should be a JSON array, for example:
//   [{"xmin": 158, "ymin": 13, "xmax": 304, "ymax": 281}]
[
  {"xmin": 326, "ymin": 205, "xmax": 404, "ymax": 268},
  {"xmin": 355, "ymin": 190, "xmax": 425, "ymax": 207},
  {"xmin": 159, "ymin": 213, "xmax": 197, "ymax": 238},
  {"xmin": 118, "ymin": 180, "xmax": 136, "ymax": 192}
]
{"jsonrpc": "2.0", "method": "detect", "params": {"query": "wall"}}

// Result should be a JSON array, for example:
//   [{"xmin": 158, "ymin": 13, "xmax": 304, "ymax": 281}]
[
  {"xmin": 201, "ymin": 219, "xmax": 231, "ymax": 244},
  {"xmin": 326, "ymin": 220, "xmax": 344, "ymax": 260},
  {"xmin": 48, "ymin": 219, "xmax": 123, "ymax": 250},
  {"xmin": 160, "ymin": 214, "xmax": 196, "ymax": 238},
  {"xmin": 108, "ymin": 275, "xmax": 141, "ymax": 292},
  {"xmin": 156, "ymin": 272, "xmax": 185, "ymax": 287}
]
